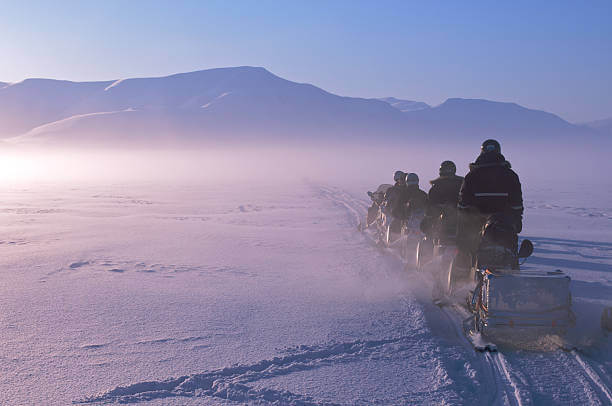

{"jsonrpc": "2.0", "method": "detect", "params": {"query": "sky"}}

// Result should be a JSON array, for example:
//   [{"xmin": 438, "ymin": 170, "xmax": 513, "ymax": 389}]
[{"xmin": 0, "ymin": 0, "xmax": 610, "ymax": 123}]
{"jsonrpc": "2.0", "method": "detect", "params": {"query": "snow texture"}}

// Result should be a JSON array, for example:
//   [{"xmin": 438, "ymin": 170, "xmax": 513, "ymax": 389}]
[{"xmin": 0, "ymin": 181, "xmax": 610, "ymax": 405}]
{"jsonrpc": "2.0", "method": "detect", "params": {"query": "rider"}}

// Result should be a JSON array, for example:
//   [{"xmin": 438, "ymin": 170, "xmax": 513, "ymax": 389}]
[
  {"xmin": 457, "ymin": 139, "xmax": 524, "ymax": 256},
  {"xmin": 404, "ymin": 173, "xmax": 428, "ymax": 217},
  {"xmin": 384, "ymin": 171, "xmax": 409, "ymax": 233},
  {"xmin": 422, "ymin": 161, "xmax": 464, "ymax": 240},
  {"xmin": 401, "ymin": 173, "xmax": 428, "ymax": 235}
]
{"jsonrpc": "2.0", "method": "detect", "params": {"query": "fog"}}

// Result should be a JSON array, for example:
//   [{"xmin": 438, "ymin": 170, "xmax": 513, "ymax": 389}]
[{"xmin": 1, "ymin": 138, "xmax": 609, "ymax": 192}]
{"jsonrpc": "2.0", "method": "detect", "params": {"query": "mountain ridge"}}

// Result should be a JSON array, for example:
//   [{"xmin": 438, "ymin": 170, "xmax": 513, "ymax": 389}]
[
  {"xmin": 0, "ymin": 66, "xmax": 601, "ymax": 145},
  {"xmin": 582, "ymin": 117, "xmax": 612, "ymax": 135},
  {"xmin": 377, "ymin": 97, "xmax": 430, "ymax": 112}
]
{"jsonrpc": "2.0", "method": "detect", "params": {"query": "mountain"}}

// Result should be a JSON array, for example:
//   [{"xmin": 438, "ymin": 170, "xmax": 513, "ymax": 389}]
[
  {"xmin": 0, "ymin": 67, "xmax": 599, "ymax": 146},
  {"xmin": 378, "ymin": 97, "xmax": 430, "ymax": 112},
  {"xmin": 582, "ymin": 117, "xmax": 612, "ymax": 136},
  {"xmin": 4, "ymin": 67, "xmax": 411, "ymax": 145},
  {"xmin": 400, "ymin": 98, "xmax": 587, "ymax": 139}
]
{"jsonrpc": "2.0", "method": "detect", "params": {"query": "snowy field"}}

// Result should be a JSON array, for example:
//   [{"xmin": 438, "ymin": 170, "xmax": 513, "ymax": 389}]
[{"xmin": 1, "ymin": 180, "xmax": 611, "ymax": 405}]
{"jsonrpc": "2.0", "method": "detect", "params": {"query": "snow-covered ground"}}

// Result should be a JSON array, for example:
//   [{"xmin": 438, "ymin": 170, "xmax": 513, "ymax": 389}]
[{"xmin": 1, "ymin": 180, "xmax": 610, "ymax": 405}]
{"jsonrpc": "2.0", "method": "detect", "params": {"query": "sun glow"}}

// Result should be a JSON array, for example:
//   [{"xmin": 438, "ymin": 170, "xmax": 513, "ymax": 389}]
[{"xmin": 0, "ymin": 150, "xmax": 49, "ymax": 184}]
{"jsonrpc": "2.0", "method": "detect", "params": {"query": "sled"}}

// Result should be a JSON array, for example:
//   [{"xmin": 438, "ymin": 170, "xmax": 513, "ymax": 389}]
[{"xmin": 446, "ymin": 214, "xmax": 575, "ymax": 338}]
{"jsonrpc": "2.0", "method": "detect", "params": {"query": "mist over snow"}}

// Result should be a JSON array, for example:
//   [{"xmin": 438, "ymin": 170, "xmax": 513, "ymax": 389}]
[
  {"xmin": 1, "ymin": 139, "xmax": 611, "ymax": 191},
  {"xmin": 1, "ymin": 66, "xmax": 608, "ymax": 190},
  {"xmin": 1, "ymin": 149, "xmax": 610, "ymax": 404}
]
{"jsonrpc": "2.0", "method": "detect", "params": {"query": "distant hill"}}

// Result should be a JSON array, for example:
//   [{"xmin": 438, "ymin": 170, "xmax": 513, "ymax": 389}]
[
  {"xmin": 4, "ymin": 67, "xmax": 410, "ymax": 145},
  {"xmin": 378, "ymin": 97, "xmax": 430, "ymax": 112},
  {"xmin": 582, "ymin": 117, "xmax": 612, "ymax": 136},
  {"xmin": 401, "ymin": 98, "xmax": 586, "ymax": 139},
  {"xmin": 0, "ymin": 67, "xmax": 599, "ymax": 146}
]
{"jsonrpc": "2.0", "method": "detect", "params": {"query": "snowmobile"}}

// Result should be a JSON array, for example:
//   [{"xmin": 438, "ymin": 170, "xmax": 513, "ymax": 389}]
[
  {"xmin": 365, "ymin": 184, "xmax": 392, "ymax": 228},
  {"xmin": 416, "ymin": 203, "xmax": 458, "ymax": 272},
  {"xmin": 380, "ymin": 206, "xmax": 425, "ymax": 267},
  {"xmin": 447, "ymin": 213, "xmax": 575, "ymax": 339},
  {"xmin": 361, "ymin": 197, "xmax": 423, "ymax": 266}
]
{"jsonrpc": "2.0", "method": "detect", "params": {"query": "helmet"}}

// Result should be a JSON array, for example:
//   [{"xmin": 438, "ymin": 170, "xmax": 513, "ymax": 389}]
[
  {"xmin": 481, "ymin": 139, "xmax": 501, "ymax": 154},
  {"xmin": 405, "ymin": 172, "xmax": 419, "ymax": 185},
  {"xmin": 394, "ymin": 170, "xmax": 406, "ymax": 182},
  {"xmin": 439, "ymin": 160, "xmax": 456, "ymax": 176}
]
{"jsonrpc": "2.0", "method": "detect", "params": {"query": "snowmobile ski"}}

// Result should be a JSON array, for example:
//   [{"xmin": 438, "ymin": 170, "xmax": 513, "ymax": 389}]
[
  {"xmin": 462, "ymin": 315, "xmax": 498, "ymax": 352},
  {"xmin": 469, "ymin": 333, "xmax": 498, "ymax": 352}
]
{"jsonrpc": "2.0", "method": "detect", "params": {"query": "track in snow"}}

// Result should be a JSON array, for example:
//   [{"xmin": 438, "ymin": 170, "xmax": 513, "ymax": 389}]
[
  {"xmin": 437, "ymin": 302, "xmax": 528, "ymax": 406},
  {"xmin": 78, "ymin": 335, "xmax": 417, "ymax": 404},
  {"xmin": 569, "ymin": 350, "xmax": 612, "ymax": 404},
  {"xmin": 317, "ymin": 186, "xmax": 411, "ymax": 266}
]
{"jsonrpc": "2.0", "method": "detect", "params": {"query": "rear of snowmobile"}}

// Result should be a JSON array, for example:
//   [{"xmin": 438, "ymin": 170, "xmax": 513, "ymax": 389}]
[
  {"xmin": 362, "ymin": 184, "xmax": 393, "ymax": 230},
  {"xmin": 447, "ymin": 217, "xmax": 575, "ymax": 340},
  {"xmin": 470, "ymin": 266, "xmax": 575, "ymax": 338},
  {"xmin": 379, "ymin": 214, "xmax": 423, "ymax": 266},
  {"xmin": 361, "ymin": 186, "xmax": 424, "ymax": 265},
  {"xmin": 416, "ymin": 204, "xmax": 459, "ymax": 272},
  {"xmin": 369, "ymin": 211, "xmax": 424, "ymax": 266}
]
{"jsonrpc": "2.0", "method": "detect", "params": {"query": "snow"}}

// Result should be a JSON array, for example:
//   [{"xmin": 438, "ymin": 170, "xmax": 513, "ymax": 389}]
[
  {"xmin": 0, "ymin": 179, "xmax": 610, "ymax": 405},
  {"xmin": 104, "ymin": 79, "xmax": 126, "ymax": 91},
  {"xmin": 19, "ymin": 110, "xmax": 132, "ymax": 139}
]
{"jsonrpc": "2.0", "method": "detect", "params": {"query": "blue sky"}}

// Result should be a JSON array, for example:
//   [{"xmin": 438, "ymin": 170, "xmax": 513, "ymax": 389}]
[{"xmin": 0, "ymin": 0, "xmax": 610, "ymax": 122}]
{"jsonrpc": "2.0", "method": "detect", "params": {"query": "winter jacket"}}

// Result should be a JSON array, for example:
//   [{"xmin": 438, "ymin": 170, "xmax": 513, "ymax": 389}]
[
  {"xmin": 384, "ymin": 182, "xmax": 409, "ymax": 219},
  {"xmin": 423, "ymin": 175, "xmax": 464, "ymax": 238},
  {"xmin": 405, "ymin": 184, "xmax": 428, "ymax": 213},
  {"xmin": 427, "ymin": 175, "xmax": 464, "ymax": 215},
  {"xmin": 458, "ymin": 152, "xmax": 523, "ymax": 232}
]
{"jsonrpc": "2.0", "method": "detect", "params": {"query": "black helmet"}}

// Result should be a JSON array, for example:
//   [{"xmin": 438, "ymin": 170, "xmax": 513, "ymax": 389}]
[
  {"xmin": 405, "ymin": 172, "xmax": 419, "ymax": 185},
  {"xmin": 481, "ymin": 139, "xmax": 501, "ymax": 154},
  {"xmin": 393, "ymin": 170, "xmax": 406, "ymax": 182},
  {"xmin": 439, "ymin": 160, "xmax": 456, "ymax": 176}
]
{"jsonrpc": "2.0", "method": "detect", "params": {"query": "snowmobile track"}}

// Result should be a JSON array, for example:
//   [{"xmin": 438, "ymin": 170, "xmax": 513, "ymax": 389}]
[
  {"xmin": 317, "ymin": 185, "xmax": 411, "ymax": 266},
  {"xmin": 438, "ymin": 304, "xmax": 528, "ymax": 406},
  {"xmin": 569, "ymin": 350, "xmax": 612, "ymax": 404},
  {"xmin": 78, "ymin": 336, "xmax": 413, "ymax": 405},
  {"xmin": 317, "ymin": 186, "xmax": 368, "ymax": 228}
]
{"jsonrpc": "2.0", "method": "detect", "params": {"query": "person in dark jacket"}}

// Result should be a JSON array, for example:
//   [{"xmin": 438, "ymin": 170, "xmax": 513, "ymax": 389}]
[
  {"xmin": 457, "ymin": 139, "xmax": 524, "ymax": 254},
  {"xmin": 384, "ymin": 171, "xmax": 409, "ymax": 233},
  {"xmin": 404, "ymin": 173, "xmax": 428, "ymax": 215},
  {"xmin": 428, "ymin": 161, "xmax": 464, "ymax": 208},
  {"xmin": 422, "ymin": 161, "xmax": 464, "ymax": 239}
]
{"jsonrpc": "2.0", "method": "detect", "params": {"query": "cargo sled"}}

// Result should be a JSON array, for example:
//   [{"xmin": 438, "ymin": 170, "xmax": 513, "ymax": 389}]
[{"xmin": 447, "ymin": 213, "xmax": 575, "ymax": 338}]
